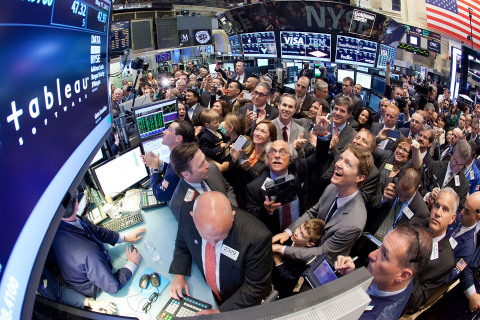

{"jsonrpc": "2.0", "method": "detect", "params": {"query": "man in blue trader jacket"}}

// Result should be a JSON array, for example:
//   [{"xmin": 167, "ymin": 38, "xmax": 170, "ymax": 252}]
[
  {"xmin": 141, "ymin": 120, "xmax": 195, "ymax": 203},
  {"xmin": 51, "ymin": 191, "xmax": 145, "ymax": 297}
]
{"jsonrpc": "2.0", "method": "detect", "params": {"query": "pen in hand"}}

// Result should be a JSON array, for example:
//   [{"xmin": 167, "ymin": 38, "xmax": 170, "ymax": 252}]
[{"xmin": 334, "ymin": 256, "xmax": 358, "ymax": 273}]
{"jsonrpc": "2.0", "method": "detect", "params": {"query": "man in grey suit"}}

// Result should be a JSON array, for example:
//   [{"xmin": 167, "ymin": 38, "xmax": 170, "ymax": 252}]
[
  {"xmin": 169, "ymin": 142, "xmax": 237, "ymax": 220},
  {"xmin": 371, "ymin": 104, "xmax": 403, "ymax": 152},
  {"xmin": 272, "ymin": 117, "xmax": 374, "ymax": 261},
  {"xmin": 272, "ymin": 94, "xmax": 310, "ymax": 157},
  {"xmin": 328, "ymin": 96, "xmax": 357, "ymax": 153},
  {"xmin": 169, "ymin": 192, "xmax": 272, "ymax": 314}
]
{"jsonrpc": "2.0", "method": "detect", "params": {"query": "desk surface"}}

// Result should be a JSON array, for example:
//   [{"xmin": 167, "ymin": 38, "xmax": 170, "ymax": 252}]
[{"xmin": 98, "ymin": 206, "xmax": 215, "ymax": 319}]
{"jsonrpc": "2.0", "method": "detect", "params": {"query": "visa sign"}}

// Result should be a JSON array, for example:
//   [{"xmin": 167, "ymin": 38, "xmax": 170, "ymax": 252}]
[{"xmin": 283, "ymin": 35, "xmax": 305, "ymax": 45}]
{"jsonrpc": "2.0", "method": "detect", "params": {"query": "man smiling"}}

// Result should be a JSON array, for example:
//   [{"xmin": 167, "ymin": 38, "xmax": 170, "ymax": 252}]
[{"xmin": 328, "ymin": 96, "xmax": 356, "ymax": 153}]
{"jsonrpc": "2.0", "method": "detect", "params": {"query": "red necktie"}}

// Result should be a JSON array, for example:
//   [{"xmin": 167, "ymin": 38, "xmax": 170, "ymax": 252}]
[
  {"xmin": 281, "ymin": 203, "xmax": 292, "ymax": 230},
  {"xmin": 282, "ymin": 126, "xmax": 288, "ymax": 142},
  {"xmin": 205, "ymin": 243, "xmax": 221, "ymax": 300}
]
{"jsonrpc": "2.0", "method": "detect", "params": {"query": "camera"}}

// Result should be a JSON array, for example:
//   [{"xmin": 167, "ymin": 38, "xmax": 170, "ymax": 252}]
[
  {"xmin": 178, "ymin": 94, "xmax": 186, "ymax": 102},
  {"xmin": 395, "ymin": 97, "xmax": 409, "ymax": 109},
  {"xmin": 265, "ymin": 174, "xmax": 297, "ymax": 205},
  {"xmin": 130, "ymin": 57, "xmax": 149, "ymax": 71}
]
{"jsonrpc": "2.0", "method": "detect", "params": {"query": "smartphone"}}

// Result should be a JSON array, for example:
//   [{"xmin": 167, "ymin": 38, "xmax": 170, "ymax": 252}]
[
  {"xmin": 387, "ymin": 130, "xmax": 401, "ymax": 139},
  {"xmin": 234, "ymin": 135, "xmax": 248, "ymax": 151}
]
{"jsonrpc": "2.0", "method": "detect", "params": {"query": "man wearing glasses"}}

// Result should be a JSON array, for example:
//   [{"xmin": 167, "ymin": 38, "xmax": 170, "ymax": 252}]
[
  {"xmin": 312, "ymin": 79, "xmax": 332, "ymax": 106},
  {"xmin": 239, "ymin": 83, "xmax": 279, "ymax": 128},
  {"xmin": 420, "ymin": 139, "xmax": 470, "ymax": 210}
]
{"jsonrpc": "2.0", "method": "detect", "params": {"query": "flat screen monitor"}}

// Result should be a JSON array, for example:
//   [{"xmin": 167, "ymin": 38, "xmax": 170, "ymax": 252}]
[
  {"xmin": 208, "ymin": 63, "xmax": 216, "ymax": 74},
  {"xmin": 257, "ymin": 58, "xmax": 269, "ymax": 67},
  {"xmin": 356, "ymin": 72, "xmax": 372, "ymax": 90},
  {"xmin": 229, "ymin": 35, "xmax": 242, "ymax": 57},
  {"xmin": 369, "ymin": 92, "xmax": 382, "ymax": 112},
  {"xmin": 223, "ymin": 62, "xmax": 235, "ymax": 72},
  {"xmin": 286, "ymin": 62, "xmax": 295, "ymax": 67},
  {"xmin": 90, "ymin": 149, "xmax": 104, "ymax": 166},
  {"xmin": 134, "ymin": 99, "xmax": 178, "ymax": 140},
  {"xmin": 280, "ymin": 31, "xmax": 331, "ymax": 61},
  {"xmin": 156, "ymin": 51, "xmax": 172, "ymax": 63},
  {"xmin": 294, "ymin": 62, "xmax": 304, "ymax": 70},
  {"xmin": 240, "ymin": 31, "xmax": 277, "ymax": 58},
  {"xmin": 92, "ymin": 146, "xmax": 148, "ymax": 198},
  {"xmin": 335, "ymin": 35, "xmax": 378, "ymax": 67},
  {"xmin": 376, "ymin": 44, "xmax": 397, "ymax": 69},
  {"xmin": 110, "ymin": 20, "xmax": 130, "ymax": 53},
  {"xmin": 408, "ymin": 34, "xmax": 420, "ymax": 47},
  {"xmin": 141, "ymin": 136, "xmax": 171, "ymax": 165},
  {"xmin": 390, "ymin": 74, "xmax": 400, "ymax": 80},
  {"xmin": 0, "ymin": 0, "xmax": 112, "ymax": 318},
  {"xmin": 337, "ymin": 69, "xmax": 355, "ymax": 83},
  {"xmin": 372, "ymin": 75, "xmax": 386, "ymax": 95}
]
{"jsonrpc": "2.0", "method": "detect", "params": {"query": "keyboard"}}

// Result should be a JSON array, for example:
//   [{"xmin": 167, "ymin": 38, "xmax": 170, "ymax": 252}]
[
  {"xmin": 141, "ymin": 189, "xmax": 165, "ymax": 210},
  {"xmin": 102, "ymin": 211, "xmax": 144, "ymax": 232},
  {"xmin": 157, "ymin": 297, "xmax": 211, "ymax": 319},
  {"xmin": 121, "ymin": 189, "xmax": 142, "ymax": 212}
]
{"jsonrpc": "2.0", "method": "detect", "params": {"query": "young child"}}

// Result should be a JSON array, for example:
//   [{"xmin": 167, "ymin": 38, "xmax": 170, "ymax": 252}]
[
  {"xmin": 272, "ymin": 218, "xmax": 325, "ymax": 298},
  {"xmin": 198, "ymin": 109, "xmax": 229, "ymax": 163}
]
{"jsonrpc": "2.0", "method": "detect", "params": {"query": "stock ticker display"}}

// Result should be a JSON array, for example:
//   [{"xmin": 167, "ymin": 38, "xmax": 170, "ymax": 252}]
[
  {"xmin": 280, "ymin": 31, "xmax": 331, "ymax": 62},
  {"xmin": 335, "ymin": 35, "xmax": 378, "ymax": 67}
]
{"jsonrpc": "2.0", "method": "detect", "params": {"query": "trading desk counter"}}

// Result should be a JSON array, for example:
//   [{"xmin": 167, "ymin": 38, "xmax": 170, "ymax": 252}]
[{"xmin": 98, "ymin": 205, "xmax": 215, "ymax": 319}]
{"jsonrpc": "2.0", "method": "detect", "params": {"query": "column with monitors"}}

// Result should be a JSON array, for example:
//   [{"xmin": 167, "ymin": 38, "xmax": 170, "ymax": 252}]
[
  {"xmin": 376, "ymin": 44, "xmax": 397, "ymax": 69},
  {"xmin": 240, "ymin": 31, "xmax": 277, "ymax": 58},
  {"xmin": 280, "ymin": 31, "xmax": 331, "ymax": 61},
  {"xmin": 229, "ymin": 34, "xmax": 243, "ymax": 57},
  {"xmin": 335, "ymin": 35, "xmax": 378, "ymax": 67}
]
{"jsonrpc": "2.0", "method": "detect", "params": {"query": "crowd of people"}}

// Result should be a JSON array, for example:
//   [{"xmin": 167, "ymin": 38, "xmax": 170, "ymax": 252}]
[{"xmin": 45, "ymin": 59, "xmax": 480, "ymax": 319}]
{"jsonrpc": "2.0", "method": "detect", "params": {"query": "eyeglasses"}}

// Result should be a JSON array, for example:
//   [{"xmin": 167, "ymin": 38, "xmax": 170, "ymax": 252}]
[
  {"xmin": 396, "ymin": 146, "xmax": 410, "ymax": 154},
  {"xmin": 268, "ymin": 148, "xmax": 289, "ymax": 156},
  {"xmin": 142, "ymin": 292, "xmax": 159, "ymax": 313},
  {"xmin": 451, "ymin": 156, "xmax": 467, "ymax": 168},
  {"xmin": 252, "ymin": 90, "xmax": 268, "ymax": 98}
]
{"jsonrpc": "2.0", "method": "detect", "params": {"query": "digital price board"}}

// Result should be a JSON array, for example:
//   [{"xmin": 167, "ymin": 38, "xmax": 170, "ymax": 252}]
[
  {"xmin": 428, "ymin": 40, "xmax": 441, "ymax": 54},
  {"xmin": 403, "ymin": 24, "xmax": 441, "ymax": 41},
  {"xmin": 110, "ymin": 20, "xmax": 130, "ymax": 52},
  {"xmin": 335, "ymin": 35, "xmax": 378, "ymax": 67},
  {"xmin": 376, "ymin": 44, "xmax": 397, "ymax": 69},
  {"xmin": 240, "ymin": 31, "xmax": 277, "ymax": 58},
  {"xmin": 229, "ymin": 35, "xmax": 242, "ymax": 57},
  {"xmin": 280, "ymin": 31, "xmax": 331, "ymax": 61},
  {"xmin": 156, "ymin": 51, "xmax": 172, "ymax": 62}
]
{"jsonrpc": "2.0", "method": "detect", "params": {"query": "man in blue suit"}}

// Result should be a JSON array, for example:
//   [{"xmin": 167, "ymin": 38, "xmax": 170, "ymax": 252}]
[{"xmin": 464, "ymin": 140, "xmax": 480, "ymax": 195}]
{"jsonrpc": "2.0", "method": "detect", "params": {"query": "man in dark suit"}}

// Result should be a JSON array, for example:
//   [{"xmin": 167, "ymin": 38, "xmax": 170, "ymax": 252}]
[
  {"xmin": 299, "ymin": 62, "xmax": 314, "ymax": 80},
  {"xmin": 470, "ymin": 118, "xmax": 480, "ymax": 149},
  {"xmin": 230, "ymin": 61, "xmax": 246, "ymax": 84},
  {"xmin": 420, "ymin": 140, "xmax": 471, "ymax": 210},
  {"xmin": 272, "ymin": 122, "xmax": 375, "ymax": 261},
  {"xmin": 405, "ymin": 188, "xmax": 457, "ymax": 314},
  {"xmin": 295, "ymin": 76, "xmax": 314, "ymax": 112},
  {"xmin": 185, "ymin": 89, "xmax": 205, "ymax": 126},
  {"xmin": 371, "ymin": 104, "xmax": 404, "ymax": 152},
  {"xmin": 333, "ymin": 76, "xmax": 363, "ymax": 115},
  {"xmin": 198, "ymin": 77, "xmax": 228, "ymax": 109},
  {"xmin": 169, "ymin": 142, "xmax": 237, "ymax": 220},
  {"xmin": 169, "ymin": 192, "xmax": 272, "ymax": 314},
  {"xmin": 239, "ymin": 83, "xmax": 279, "ymax": 135},
  {"xmin": 371, "ymin": 97, "xmax": 389, "ymax": 124},
  {"xmin": 416, "ymin": 125, "xmax": 435, "ymax": 172},
  {"xmin": 439, "ymin": 127, "xmax": 464, "ymax": 161},
  {"xmin": 400, "ymin": 112, "xmax": 424, "ymax": 139},
  {"xmin": 328, "ymin": 96, "xmax": 357, "ymax": 153},
  {"xmin": 366, "ymin": 168, "xmax": 430, "ymax": 240}
]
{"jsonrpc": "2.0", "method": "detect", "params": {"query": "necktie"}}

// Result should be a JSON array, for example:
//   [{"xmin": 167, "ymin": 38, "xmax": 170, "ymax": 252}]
[
  {"xmin": 78, "ymin": 219, "xmax": 112, "ymax": 269},
  {"xmin": 374, "ymin": 200, "xmax": 402, "ymax": 241},
  {"xmin": 215, "ymin": 131, "xmax": 222, "ymax": 139},
  {"xmin": 333, "ymin": 126, "xmax": 339, "ymax": 139},
  {"xmin": 325, "ymin": 197, "xmax": 338, "ymax": 223},
  {"xmin": 282, "ymin": 126, "xmax": 289, "ymax": 142},
  {"xmin": 200, "ymin": 181, "xmax": 209, "ymax": 193},
  {"xmin": 309, "ymin": 123, "xmax": 314, "ymax": 131},
  {"xmin": 205, "ymin": 243, "xmax": 221, "ymax": 300},
  {"xmin": 443, "ymin": 172, "xmax": 453, "ymax": 188},
  {"xmin": 281, "ymin": 203, "xmax": 292, "ymax": 231},
  {"xmin": 451, "ymin": 224, "xmax": 461, "ymax": 239},
  {"xmin": 441, "ymin": 147, "xmax": 452, "ymax": 160}
]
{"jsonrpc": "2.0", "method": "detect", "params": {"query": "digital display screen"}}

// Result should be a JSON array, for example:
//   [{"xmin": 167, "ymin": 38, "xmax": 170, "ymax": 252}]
[
  {"xmin": 280, "ymin": 31, "xmax": 331, "ymax": 61},
  {"xmin": 428, "ymin": 40, "xmax": 441, "ymax": 54},
  {"xmin": 369, "ymin": 92, "xmax": 382, "ymax": 112},
  {"xmin": 156, "ymin": 51, "xmax": 172, "ymax": 62},
  {"xmin": 257, "ymin": 58, "xmax": 269, "ymax": 67},
  {"xmin": 337, "ymin": 69, "xmax": 355, "ymax": 83},
  {"xmin": 0, "ymin": 0, "xmax": 112, "ymax": 317},
  {"xmin": 356, "ymin": 72, "xmax": 372, "ymax": 90},
  {"xmin": 335, "ymin": 35, "xmax": 378, "ymax": 67},
  {"xmin": 240, "ymin": 31, "xmax": 277, "ymax": 58},
  {"xmin": 408, "ymin": 35, "xmax": 420, "ymax": 47},
  {"xmin": 134, "ymin": 99, "xmax": 178, "ymax": 140},
  {"xmin": 229, "ymin": 35, "xmax": 242, "ymax": 57},
  {"xmin": 313, "ymin": 259, "xmax": 338, "ymax": 285},
  {"xmin": 110, "ymin": 20, "xmax": 130, "ymax": 52},
  {"xmin": 178, "ymin": 29, "xmax": 190, "ymax": 47},
  {"xmin": 193, "ymin": 29, "xmax": 212, "ymax": 46},
  {"xmin": 372, "ymin": 75, "xmax": 386, "ymax": 95},
  {"xmin": 376, "ymin": 44, "xmax": 397, "ymax": 69},
  {"xmin": 142, "ymin": 136, "xmax": 171, "ymax": 165}
]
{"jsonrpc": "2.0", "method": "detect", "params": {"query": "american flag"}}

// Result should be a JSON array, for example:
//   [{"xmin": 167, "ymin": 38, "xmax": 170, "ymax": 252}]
[{"xmin": 425, "ymin": 0, "xmax": 480, "ymax": 50}]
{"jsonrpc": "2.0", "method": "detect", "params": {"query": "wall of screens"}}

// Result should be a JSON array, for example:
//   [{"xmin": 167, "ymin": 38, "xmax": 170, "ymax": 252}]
[
  {"xmin": 241, "ymin": 31, "xmax": 277, "ymax": 58},
  {"xmin": 280, "ymin": 31, "xmax": 331, "ymax": 61},
  {"xmin": 229, "ymin": 35, "xmax": 242, "ymax": 56},
  {"xmin": 335, "ymin": 35, "xmax": 378, "ymax": 67}
]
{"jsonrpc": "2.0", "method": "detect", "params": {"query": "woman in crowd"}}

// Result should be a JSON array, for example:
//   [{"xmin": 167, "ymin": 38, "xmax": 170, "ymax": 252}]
[
  {"xmin": 434, "ymin": 114, "xmax": 447, "ymax": 147},
  {"xmin": 446, "ymin": 102, "xmax": 460, "ymax": 131},
  {"xmin": 228, "ymin": 119, "xmax": 277, "ymax": 209},
  {"xmin": 146, "ymin": 72, "xmax": 158, "ymax": 90},
  {"xmin": 350, "ymin": 107, "xmax": 373, "ymax": 131},
  {"xmin": 212, "ymin": 100, "xmax": 232, "ymax": 135},
  {"xmin": 177, "ymin": 101, "xmax": 191, "ymax": 123}
]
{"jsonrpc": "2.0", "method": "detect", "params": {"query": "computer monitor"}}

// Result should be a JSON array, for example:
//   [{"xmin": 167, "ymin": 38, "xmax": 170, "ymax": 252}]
[
  {"xmin": 337, "ymin": 69, "xmax": 355, "ymax": 83},
  {"xmin": 240, "ymin": 31, "xmax": 277, "ymax": 58},
  {"xmin": 223, "ymin": 62, "xmax": 235, "ymax": 72},
  {"xmin": 141, "ymin": 136, "xmax": 171, "ymax": 165},
  {"xmin": 257, "ymin": 58, "xmax": 269, "ymax": 67},
  {"xmin": 90, "ymin": 149, "xmax": 104, "ymax": 166},
  {"xmin": 1, "ymin": 0, "xmax": 113, "ymax": 318},
  {"xmin": 356, "ymin": 72, "xmax": 372, "ymax": 90},
  {"xmin": 133, "ymin": 99, "xmax": 178, "ymax": 140},
  {"xmin": 372, "ymin": 75, "xmax": 386, "ymax": 95},
  {"xmin": 369, "ymin": 92, "xmax": 383, "ymax": 112},
  {"xmin": 92, "ymin": 146, "xmax": 148, "ymax": 198},
  {"xmin": 208, "ymin": 63, "xmax": 217, "ymax": 74}
]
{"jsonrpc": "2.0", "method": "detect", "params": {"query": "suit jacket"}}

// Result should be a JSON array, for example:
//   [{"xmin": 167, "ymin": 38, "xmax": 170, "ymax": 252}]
[
  {"xmin": 438, "ymin": 144, "xmax": 454, "ymax": 162},
  {"xmin": 406, "ymin": 236, "xmax": 455, "ymax": 313},
  {"xmin": 199, "ymin": 129, "xmax": 228, "ymax": 163},
  {"xmin": 419, "ymin": 160, "xmax": 469, "ymax": 209},
  {"xmin": 188, "ymin": 103, "xmax": 205, "ymax": 126},
  {"xmin": 271, "ymin": 118, "xmax": 311, "ymax": 157},
  {"xmin": 327, "ymin": 122, "xmax": 357, "ymax": 153},
  {"xmin": 366, "ymin": 191, "xmax": 430, "ymax": 235},
  {"xmin": 460, "ymin": 236, "xmax": 480, "ymax": 292},
  {"xmin": 198, "ymin": 91, "xmax": 229, "ymax": 109},
  {"xmin": 370, "ymin": 122, "xmax": 404, "ymax": 152},
  {"xmin": 169, "ymin": 164, "xmax": 237, "ymax": 220},
  {"xmin": 299, "ymin": 94, "xmax": 315, "ymax": 111},
  {"xmin": 422, "ymin": 152, "xmax": 434, "ymax": 173},
  {"xmin": 168, "ymin": 207, "xmax": 272, "ymax": 312},
  {"xmin": 447, "ymin": 224, "xmax": 476, "ymax": 281},
  {"xmin": 399, "ymin": 127, "xmax": 416, "ymax": 138},
  {"xmin": 283, "ymin": 184, "xmax": 367, "ymax": 262},
  {"xmin": 465, "ymin": 162, "xmax": 480, "ymax": 194},
  {"xmin": 334, "ymin": 92, "xmax": 363, "ymax": 115},
  {"xmin": 239, "ymin": 103, "xmax": 279, "ymax": 121}
]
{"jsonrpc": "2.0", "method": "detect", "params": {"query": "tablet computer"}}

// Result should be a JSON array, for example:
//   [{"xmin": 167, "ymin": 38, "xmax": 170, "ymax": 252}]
[{"xmin": 302, "ymin": 254, "xmax": 338, "ymax": 288}]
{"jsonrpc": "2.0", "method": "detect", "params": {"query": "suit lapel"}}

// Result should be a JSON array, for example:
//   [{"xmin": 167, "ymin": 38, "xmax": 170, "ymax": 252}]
[{"xmin": 219, "ymin": 224, "xmax": 240, "ymax": 295}]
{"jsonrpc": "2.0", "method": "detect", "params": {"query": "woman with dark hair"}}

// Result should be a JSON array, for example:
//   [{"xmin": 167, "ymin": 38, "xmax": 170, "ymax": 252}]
[
  {"xmin": 177, "ymin": 101, "xmax": 191, "ymax": 123},
  {"xmin": 228, "ymin": 119, "xmax": 277, "ymax": 208},
  {"xmin": 446, "ymin": 102, "xmax": 460, "ymax": 131},
  {"xmin": 350, "ymin": 107, "xmax": 373, "ymax": 131},
  {"xmin": 212, "ymin": 100, "xmax": 232, "ymax": 135}
]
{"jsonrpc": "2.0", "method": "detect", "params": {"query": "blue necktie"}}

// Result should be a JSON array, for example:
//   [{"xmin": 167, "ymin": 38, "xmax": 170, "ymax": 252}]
[
  {"xmin": 78, "ymin": 219, "xmax": 113, "ymax": 269},
  {"xmin": 325, "ymin": 198, "xmax": 338, "ymax": 223}
]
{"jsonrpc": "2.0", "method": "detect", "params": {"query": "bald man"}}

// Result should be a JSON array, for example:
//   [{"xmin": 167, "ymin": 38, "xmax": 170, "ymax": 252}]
[{"xmin": 169, "ymin": 192, "xmax": 272, "ymax": 314}]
